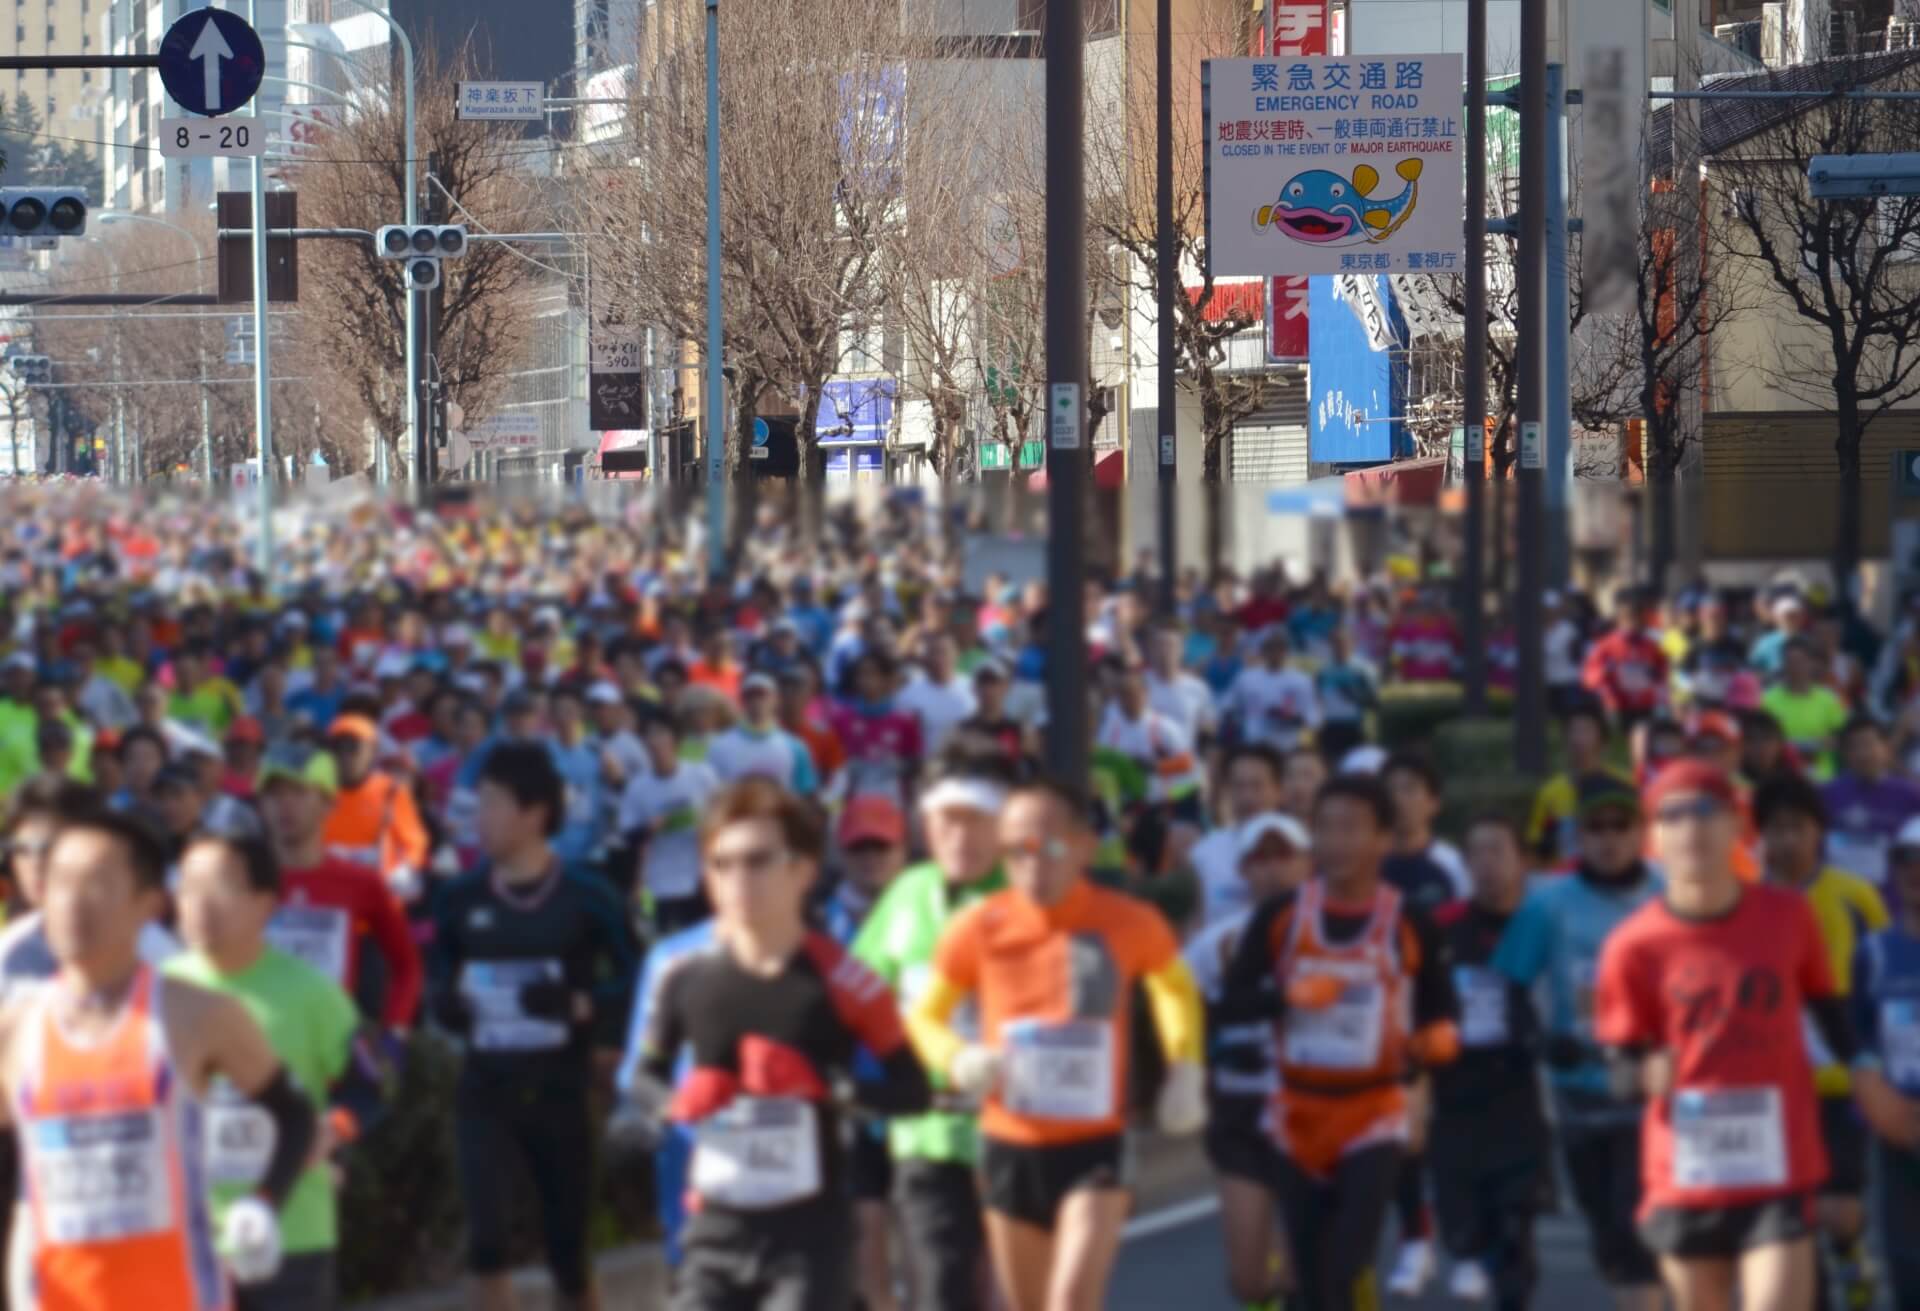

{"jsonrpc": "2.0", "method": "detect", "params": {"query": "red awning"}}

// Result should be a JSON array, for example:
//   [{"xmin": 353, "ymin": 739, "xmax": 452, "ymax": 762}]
[
  {"xmin": 1344, "ymin": 456, "xmax": 1448, "ymax": 508},
  {"xmin": 596, "ymin": 429, "xmax": 645, "ymax": 455},
  {"xmin": 1094, "ymin": 448, "xmax": 1125, "ymax": 490},
  {"xmin": 1184, "ymin": 280, "xmax": 1263, "ymax": 324}
]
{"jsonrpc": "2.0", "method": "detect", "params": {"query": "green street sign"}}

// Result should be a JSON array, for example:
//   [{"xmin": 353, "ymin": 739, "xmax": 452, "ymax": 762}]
[
  {"xmin": 1018, "ymin": 439, "xmax": 1045, "ymax": 469},
  {"xmin": 979, "ymin": 441, "xmax": 1011, "ymax": 471}
]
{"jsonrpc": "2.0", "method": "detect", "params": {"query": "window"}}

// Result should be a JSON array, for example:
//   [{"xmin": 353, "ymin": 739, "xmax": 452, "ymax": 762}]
[{"xmin": 839, "ymin": 315, "xmax": 887, "ymax": 375}]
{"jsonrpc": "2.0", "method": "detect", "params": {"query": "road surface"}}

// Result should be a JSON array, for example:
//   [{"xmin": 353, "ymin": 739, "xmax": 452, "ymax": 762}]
[{"xmin": 1111, "ymin": 1195, "xmax": 1618, "ymax": 1311}]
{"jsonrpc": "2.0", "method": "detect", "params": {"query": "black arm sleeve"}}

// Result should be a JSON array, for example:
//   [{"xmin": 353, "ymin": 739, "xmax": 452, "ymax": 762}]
[
  {"xmin": 854, "ymin": 1044, "xmax": 933, "ymax": 1116},
  {"xmin": 1809, "ymin": 995, "xmax": 1862, "ymax": 1068},
  {"xmin": 327, "ymin": 1028, "xmax": 395, "ymax": 1146},
  {"xmin": 1407, "ymin": 908, "xmax": 1457, "ymax": 1030},
  {"xmin": 1217, "ymin": 892, "xmax": 1294, "ymax": 1027},
  {"xmin": 248, "ymin": 1066, "xmax": 318, "ymax": 1212}
]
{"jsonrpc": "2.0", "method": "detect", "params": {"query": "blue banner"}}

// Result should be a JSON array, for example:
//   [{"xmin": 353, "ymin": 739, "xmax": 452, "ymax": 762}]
[
  {"xmin": 1307, "ymin": 275, "xmax": 1408, "ymax": 465},
  {"xmin": 818, "ymin": 378, "xmax": 895, "ymax": 447}
]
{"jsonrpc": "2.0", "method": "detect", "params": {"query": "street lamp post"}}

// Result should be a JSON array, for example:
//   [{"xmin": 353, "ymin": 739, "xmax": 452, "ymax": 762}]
[{"xmin": 704, "ymin": 0, "xmax": 725, "ymax": 580}]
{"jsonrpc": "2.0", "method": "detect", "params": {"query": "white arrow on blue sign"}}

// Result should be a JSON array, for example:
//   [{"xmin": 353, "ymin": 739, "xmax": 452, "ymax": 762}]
[{"xmin": 157, "ymin": 9, "xmax": 265, "ymax": 118}]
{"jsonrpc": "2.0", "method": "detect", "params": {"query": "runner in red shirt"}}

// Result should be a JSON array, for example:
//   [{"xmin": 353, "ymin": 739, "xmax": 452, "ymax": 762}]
[
  {"xmin": 1583, "ymin": 589, "xmax": 1670, "ymax": 729},
  {"xmin": 1594, "ymin": 759, "xmax": 1913, "ymax": 1311},
  {"xmin": 256, "ymin": 741, "xmax": 425, "ymax": 1031}
]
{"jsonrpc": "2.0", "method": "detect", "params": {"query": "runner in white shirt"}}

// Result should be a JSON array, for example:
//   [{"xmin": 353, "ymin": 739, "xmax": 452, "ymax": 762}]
[
  {"xmin": 896, "ymin": 634, "xmax": 977, "ymax": 757},
  {"xmin": 1188, "ymin": 744, "xmax": 1289, "ymax": 927},
  {"xmin": 588, "ymin": 682, "xmax": 652, "ymax": 788},
  {"xmin": 1144, "ymin": 625, "xmax": 1218, "ymax": 745},
  {"xmin": 618, "ymin": 711, "xmax": 721, "ymax": 932},
  {"xmin": 706, "ymin": 674, "xmax": 814, "ymax": 790},
  {"xmin": 1096, "ymin": 662, "xmax": 1206, "ymax": 814},
  {"xmin": 1223, "ymin": 628, "xmax": 1322, "ymax": 753}
]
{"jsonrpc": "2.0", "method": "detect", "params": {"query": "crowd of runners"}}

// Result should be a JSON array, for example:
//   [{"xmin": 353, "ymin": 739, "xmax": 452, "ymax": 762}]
[{"xmin": 0, "ymin": 483, "xmax": 1918, "ymax": 1311}]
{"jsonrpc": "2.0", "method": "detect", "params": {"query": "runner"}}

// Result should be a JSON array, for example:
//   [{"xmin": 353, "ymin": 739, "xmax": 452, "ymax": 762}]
[
  {"xmin": 1593, "ymin": 759, "xmax": 1913, "ymax": 1311},
  {"xmin": 0, "ymin": 807, "xmax": 318, "ymax": 1308},
  {"xmin": 1429, "ymin": 813, "xmax": 1552, "ymax": 1309},
  {"xmin": 1219, "ymin": 773, "xmax": 1459, "ymax": 1311},
  {"xmin": 1820, "ymin": 716, "xmax": 1920, "ymax": 886},
  {"xmin": 1222, "ymin": 629, "xmax": 1321, "ymax": 754},
  {"xmin": 1750, "ymin": 772, "xmax": 1889, "ymax": 1310},
  {"xmin": 320, "ymin": 716, "xmax": 428, "ymax": 902},
  {"xmin": 1094, "ymin": 660, "xmax": 1205, "ymax": 822},
  {"xmin": 907, "ymin": 779, "xmax": 1206, "ymax": 1311},
  {"xmin": 1527, "ymin": 699, "xmax": 1621, "ymax": 863},
  {"xmin": 427, "ymin": 742, "xmax": 640, "ymax": 1311},
  {"xmin": 1188, "ymin": 813, "xmax": 1311, "ymax": 1311},
  {"xmin": 617, "ymin": 710, "xmax": 720, "ymax": 934},
  {"xmin": 254, "ymin": 743, "xmax": 422, "ymax": 1031},
  {"xmin": 167, "ymin": 831, "xmax": 389, "ymax": 1311},
  {"xmin": 1187, "ymin": 745, "xmax": 1287, "ymax": 929},
  {"xmin": 852, "ymin": 761, "xmax": 1013, "ymax": 1311},
  {"xmin": 1493, "ymin": 774, "xmax": 1664, "ymax": 1311},
  {"xmin": 1582, "ymin": 589, "xmax": 1669, "ymax": 731},
  {"xmin": 1848, "ymin": 818, "xmax": 1920, "ymax": 1309},
  {"xmin": 630, "ymin": 778, "xmax": 932, "ymax": 1311},
  {"xmin": 706, "ymin": 673, "xmax": 817, "ymax": 792}
]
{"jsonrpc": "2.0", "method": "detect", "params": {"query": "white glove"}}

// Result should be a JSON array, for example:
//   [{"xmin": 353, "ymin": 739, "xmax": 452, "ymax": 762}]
[
  {"xmin": 947, "ymin": 1044, "xmax": 1005, "ymax": 1099},
  {"xmin": 1156, "ymin": 1062, "xmax": 1208, "ymax": 1138},
  {"xmin": 388, "ymin": 864, "xmax": 423, "ymax": 902},
  {"xmin": 220, "ymin": 1196, "xmax": 284, "ymax": 1285}
]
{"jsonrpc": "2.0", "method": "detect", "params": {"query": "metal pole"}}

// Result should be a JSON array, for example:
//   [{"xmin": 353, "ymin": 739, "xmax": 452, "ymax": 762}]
[
  {"xmin": 1154, "ymin": 0, "xmax": 1176, "ymax": 618},
  {"xmin": 1462, "ymin": 0, "xmax": 1488, "ymax": 714},
  {"xmin": 1044, "ymin": 0, "xmax": 1089, "ymax": 790},
  {"xmin": 1514, "ymin": 0, "xmax": 1547, "ymax": 770},
  {"xmin": 250, "ymin": 0, "xmax": 274, "ymax": 574},
  {"xmin": 704, "ymin": 0, "xmax": 725, "ymax": 581},
  {"xmin": 1545, "ymin": 62, "xmax": 1571, "ymax": 589}
]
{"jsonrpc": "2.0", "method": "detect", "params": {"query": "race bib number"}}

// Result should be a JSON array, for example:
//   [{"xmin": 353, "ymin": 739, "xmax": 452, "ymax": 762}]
[
  {"xmin": 1002, "ymin": 1019, "xmax": 1116, "ymax": 1122},
  {"xmin": 1454, "ymin": 966, "xmax": 1510, "ymax": 1048},
  {"xmin": 1671, "ymin": 1087, "xmax": 1787, "ymax": 1190},
  {"xmin": 203, "ymin": 1081, "xmax": 274, "ymax": 1187},
  {"xmin": 461, "ymin": 959, "xmax": 567, "ymax": 1052},
  {"xmin": 1882, "ymin": 1000, "xmax": 1920, "ymax": 1088},
  {"xmin": 267, "ymin": 905, "xmax": 351, "ymax": 985},
  {"xmin": 1283, "ymin": 962, "xmax": 1385, "ymax": 1071},
  {"xmin": 30, "ymin": 1110, "xmax": 173, "ymax": 1243},
  {"xmin": 690, "ymin": 1097, "xmax": 821, "ymax": 1210}
]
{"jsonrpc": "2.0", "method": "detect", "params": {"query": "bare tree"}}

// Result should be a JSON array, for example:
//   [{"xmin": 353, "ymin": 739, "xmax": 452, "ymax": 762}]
[
  {"xmin": 296, "ymin": 44, "xmax": 544, "ymax": 475},
  {"xmin": 1715, "ymin": 58, "xmax": 1920, "ymax": 583}
]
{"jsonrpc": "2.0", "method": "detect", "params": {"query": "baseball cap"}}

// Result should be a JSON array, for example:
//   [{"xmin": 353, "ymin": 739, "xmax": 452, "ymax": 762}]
[
  {"xmin": 839, "ymin": 794, "xmax": 907, "ymax": 848},
  {"xmin": 373, "ymin": 650, "xmax": 413, "ymax": 681},
  {"xmin": 1339, "ymin": 745, "xmax": 1388, "ymax": 776},
  {"xmin": 1238, "ymin": 813, "xmax": 1310, "ymax": 861},
  {"xmin": 152, "ymin": 762, "xmax": 202, "ymax": 794},
  {"xmin": 1894, "ymin": 815, "xmax": 1920, "ymax": 855},
  {"xmin": 257, "ymin": 742, "xmax": 339, "ymax": 796},
  {"xmin": 1642, "ymin": 759, "xmax": 1740, "ymax": 815},
  {"xmin": 1687, "ymin": 709, "xmax": 1741, "ymax": 745},
  {"xmin": 741, "ymin": 672, "xmax": 777, "ymax": 697},
  {"xmin": 586, "ymin": 681, "xmax": 624, "ymax": 707},
  {"xmin": 972, "ymin": 657, "xmax": 1009, "ymax": 682},
  {"xmin": 224, "ymin": 716, "xmax": 265, "ymax": 746},
  {"xmin": 1, "ymin": 652, "xmax": 33, "ymax": 675},
  {"xmin": 1576, "ymin": 772, "xmax": 1641, "ymax": 820},
  {"xmin": 326, "ymin": 714, "xmax": 380, "ymax": 744}
]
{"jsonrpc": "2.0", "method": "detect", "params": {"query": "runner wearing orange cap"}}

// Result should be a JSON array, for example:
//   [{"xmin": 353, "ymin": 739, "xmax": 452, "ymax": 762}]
[{"xmin": 319, "ymin": 716, "xmax": 428, "ymax": 902}]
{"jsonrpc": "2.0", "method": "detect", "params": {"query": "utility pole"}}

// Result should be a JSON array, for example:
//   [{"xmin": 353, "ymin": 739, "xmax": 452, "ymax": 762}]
[
  {"xmin": 1545, "ymin": 63, "xmax": 1571, "ymax": 589},
  {"xmin": 1462, "ymin": 0, "xmax": 1488, "ymax": 713},
  {"xmin": 420, "ymin": 150, "xmax": 445, "ymax": 498},
  {"xmin": 248, "ymin": 0, "xmax": 274, "ymax": 575},
  {"xmin": 1044, "ymin": 0, "xmax": 1089, "ymax": 790},
  {"xmin": 1154, "ymin": 0, "xmax": 1177, "ymax": 618},
  {"xmin": 1514, "ymin": 0, "xmax": 1548, "ymax": 770}
]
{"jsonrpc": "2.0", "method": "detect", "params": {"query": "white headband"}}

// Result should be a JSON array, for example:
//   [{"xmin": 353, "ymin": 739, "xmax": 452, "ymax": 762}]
[{"xmin": 920, "ymin": 778, "xmax": 1008, "ymax": 818}]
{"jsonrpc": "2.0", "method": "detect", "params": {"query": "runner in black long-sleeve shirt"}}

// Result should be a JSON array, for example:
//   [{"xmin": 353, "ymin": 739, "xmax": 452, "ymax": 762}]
[
  {"xmin": 631, "ymin": 778, "xmax": 931, "ymax": 1311},
  {"xmin": 428, "ymin": 742, "xmax": 640, "ymax": 1311}
]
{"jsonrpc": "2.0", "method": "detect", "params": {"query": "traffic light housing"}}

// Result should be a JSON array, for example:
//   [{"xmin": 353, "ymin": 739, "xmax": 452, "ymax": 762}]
[
  {"xmin": 0, "ymin": 189, "xmax": 86, "ymax": 238},
  {"xmin": 376, "ymin": 225, "xmax": 467, "ymax": 260},
  {"xmin": 7, "ymin": 355, "xmax": 51, "ymax": 384}
]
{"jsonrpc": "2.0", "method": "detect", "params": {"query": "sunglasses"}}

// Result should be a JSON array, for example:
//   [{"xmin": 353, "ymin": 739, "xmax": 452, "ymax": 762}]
[
  {"xmin": 2, "ymin": 838, "xmax": 51, "ymax": 860},
  {"xmin": 1581, "ymin": 817, "xmax": 1636, "ymax": 836},
  {"xmin": 1003, "ymin": 836, "xmax": 1070, "ymax": 862},
  {"xmin": 1654, "ymin": 796, "xmax": 1724, "ymax": 825}
]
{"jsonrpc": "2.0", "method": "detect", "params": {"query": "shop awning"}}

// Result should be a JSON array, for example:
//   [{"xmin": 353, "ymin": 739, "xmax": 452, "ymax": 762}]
[{"xmin": 1343, "ymin": 456, "xmax": 1448, "ymax": 508}]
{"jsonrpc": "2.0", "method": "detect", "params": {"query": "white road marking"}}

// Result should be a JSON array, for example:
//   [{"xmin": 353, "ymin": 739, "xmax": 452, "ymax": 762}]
[{"xmin": 1121, "ymin": 1194, "xmax": 1221, "ymax": 1241}]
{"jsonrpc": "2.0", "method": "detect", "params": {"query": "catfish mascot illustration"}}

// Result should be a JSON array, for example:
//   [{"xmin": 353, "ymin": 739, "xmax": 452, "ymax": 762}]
[{"xmin": 1255, "ymin": 158, "xmax": 1424, "ymax": 245}]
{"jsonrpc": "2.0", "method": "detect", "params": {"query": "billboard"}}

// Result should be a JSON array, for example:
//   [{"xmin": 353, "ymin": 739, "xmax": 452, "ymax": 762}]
[
  {"xmin": 1308, "ymin": 274, "xmax": 1407, "ymax": 464},
  {"xmin": 818, "ymin": 378, "xmax": 895, "ymax": 446},
  {"xmin": 1206, "ymin": 54, "xmax": 1465, "ymax": 277}
]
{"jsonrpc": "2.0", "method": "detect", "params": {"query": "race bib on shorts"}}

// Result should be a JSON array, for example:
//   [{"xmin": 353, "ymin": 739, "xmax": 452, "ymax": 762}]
[
  {"xmin": 267, "ymin": 905, "xmax": 351, "ymax": 985},
  {"xmin": 1283, "ymin": 961, "xmax": 1385, "ymax": 1071},
  {"xmin": 1882, "ymin": 1000, "xmax": 1920, "ymax": 1088},
  {"xmin": 690, "ymin": 1097, "xmax": 821, "ymax": 1210},
  {"xmin": 203, "ymin": 1081, "xmax": 275, "ymax": 1187},
  {"xmin": 1671, "ymin": 1087, "xmax": 1787, "ymax": 1191},
  {"xmin": 461, "ymin": 959, "xmax": 567, "ymax": 1052},
  {"xmin": 1454, "ymin": 966, "xmax": 1510, "ymax": 1048},
  {"xmin": 30, "ymin": 1110, "xmax": 174, "ymax": 1243},
  {"xmin": 1002, "ymin": 1019, "xmax": 1116, "ymax": 1122}
]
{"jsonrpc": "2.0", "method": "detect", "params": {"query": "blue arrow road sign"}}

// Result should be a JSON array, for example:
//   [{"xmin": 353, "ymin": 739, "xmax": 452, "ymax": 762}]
[
  {"xmin": 752, "ymin": 418, "xmax": 770, "ymax": 447},
  {"xmin": 157, "ymin": 9, "xmax": 265, "ymax": 117}
]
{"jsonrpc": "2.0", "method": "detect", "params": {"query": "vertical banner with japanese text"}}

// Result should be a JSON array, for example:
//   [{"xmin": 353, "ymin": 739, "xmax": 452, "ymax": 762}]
[{"xmin": 1266, "ymin": 0, "xmax": 1329, "ymax": 363}]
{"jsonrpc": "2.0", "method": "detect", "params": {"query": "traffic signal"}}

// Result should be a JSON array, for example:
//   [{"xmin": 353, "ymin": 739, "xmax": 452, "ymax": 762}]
[
  {"xmin": 0, "ymin": 190, "xmax": 86, "ymax": 238},
  {"xmin": 7, "ymin": 355, "xmax": 51, "ymax": 384},
  {"xmin": 375, "ymin": 225, "xmax": 466, "ymax": 293}
]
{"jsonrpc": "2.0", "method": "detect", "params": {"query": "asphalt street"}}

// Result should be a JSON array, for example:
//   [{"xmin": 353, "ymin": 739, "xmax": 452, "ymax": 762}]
[{"xmin": 1110, "ymin": 1196, "xmax": 1619, "ymax": 1311}]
